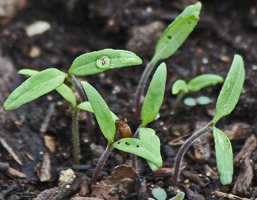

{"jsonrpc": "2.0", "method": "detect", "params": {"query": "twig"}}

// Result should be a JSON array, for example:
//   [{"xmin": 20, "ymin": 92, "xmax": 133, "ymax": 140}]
[{"xmin": 0, "ymin": 137, "xmax": 22, "ymax": 165}]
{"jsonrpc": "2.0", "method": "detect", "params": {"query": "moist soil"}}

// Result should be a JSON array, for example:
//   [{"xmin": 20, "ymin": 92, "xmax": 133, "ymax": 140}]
[{"xmin": 1, "ymin": 0, "xmax": 257, "ymax": 199}]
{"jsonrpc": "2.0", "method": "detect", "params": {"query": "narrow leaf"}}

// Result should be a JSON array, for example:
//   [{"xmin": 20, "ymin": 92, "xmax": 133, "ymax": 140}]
[
  {"xmin": 139, "ymin": 128, "xmax": 162, "ymax": 171},
  {"xmin": 4, "ymin": 68, "xmax": 67, "ymax": 110},
  {"xmin": 187, "ymin": 74, "xmax": 224, "ymax": 92},
  {"xmin": 18, "ymin": 69, "xmax": 39, "ymax": 76},
  {"xmin": 141, "ymin": 63, "xmax": 167, "ymax": 127},
  {"xmin": 18, "ymin": 69, "xmax": 77, "ymax": 107},
  {"xmin": 113, "ymin": 138, "xmax": 162, "ymax": 168},
  {"xmin": 170, "ymin": 192, "xmax": 185, "ymax": 200},
  {"xmin": 69, "ymin": 49, "xmax": 142, "ymax": 76},
  {"xmin": 81, "ymin": 81, "xmax": 115, "ymax": 142},
  {"xmin": 78, "ymin": 101, "xmax": 118, "ymax": 121},
  {"xmin": 214, "ymin": 55, "xmax": 245, "ymax": 123},
  {"xmin": 55, "ymin": 84, "xmax": 77, "ymax": 107},
  {"xmin": 163, "ymin": 2, "xmax": 201, "ymax": 35},
  {"xmin": 172, "ymin": 79, "xmax": 188, "ymax": 94},
  {"xmin": 213, "ymin": 127, "xmax": 233, "ymax": 185},
  {"xmin": 151, "ymin": 2, "xmax": 201, "ymax": 64}
]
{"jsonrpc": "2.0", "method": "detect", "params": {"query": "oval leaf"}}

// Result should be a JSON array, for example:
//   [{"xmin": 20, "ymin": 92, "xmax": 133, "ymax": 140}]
[
  {"xmin": 141, "ymin": 63, "xmax": 167, "ymax": 127},
  {"xmin": 18, "ymin": 69, "xmax": 77, "ymax": 107},
  {"xmin": 113, "ymin": 138, "xmax": 162, "ymax": 169},
  {"xmin": 213, "ymin": 127, "xmax": 233, "ymax": 185},
  {"xmin": 152, "ymin": 188, "xmax": 167, "ymax": 200},
  {"xmin": 4, "ymin": 68, "xmax": 67, "ymax": 110},
  {"xmin": 81, "ymin": 81, "xmax": 115, "ymax": 142},
  {"xmin": 69, "ymin": 49, "xmax": 142, "ymax": 76},
  {"xmin": 151, "ymin": 2, "xmax": 201, "ymax": 64},
  {"xmin": 78, "ymin": 101, "xmax": 118, "ymax": 121},
  {"xmin": 172, "ymin": 79, "xmax": 188, "ymax": 94},
  {"xmin": 187, "ymin": 74, "xmax": 224, "ymax": 92},
  {"xmin": 214, "ymin": 55, "xmax": 245, "ymax": 123}
]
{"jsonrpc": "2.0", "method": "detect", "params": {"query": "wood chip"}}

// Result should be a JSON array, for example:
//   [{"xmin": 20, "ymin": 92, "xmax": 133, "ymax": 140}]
[
  {"xmin": 91, "ymin": 165, "xmax": 138, "ymax": 200},
  {"xmin": 44, "ymin": 135, "xmax": 56, "ymax": 153},
  {"xmin": 234, "ymin": 134, "xmax": 257, "ymax": 163},
  {"xmin": 35, "ymin": 174, "xmax": 90, "ymax": 200},
  {"xmin": 0, "ymin": 136, "xmax": 22, "ymax": 165},
  {"xmin": 38, "ymin": 152, "xmax": 51, "ymax": 182},
  {"xmin": 153, "ymin": 167, "xmax": 174, "ymax": 177},
  {"xmin": 232, "ymin": 156, "xmax": 253, "ymax": 194},
  {"xmin": 7, "ymin": 167, "xmax": 27, "ymax": 178},
  {"xmin": 40, "ymin": 102, "xmax": 55, "ymax": 133},
  {"xmin": 193, "ymin": 131, "xmax": 211, "ymax": 164},
  {"xmin": 211, "ymin": 191, "xmax": 250, "ymax": 200},
  {"xmin": 181, "ymin": 170, "xmax": 207, "ymax": 187},
  {"xmin": 223, "ymin": 123, "xmax": 252, "ymax": 142},
  {"xmin": 203, "ymin": 164, "xmax": 219, "ymax": 181}
]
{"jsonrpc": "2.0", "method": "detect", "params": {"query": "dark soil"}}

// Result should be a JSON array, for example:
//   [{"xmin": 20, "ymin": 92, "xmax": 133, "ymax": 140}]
[{"xmin": 1, "ymin": 0, "xmax": 257, "ymax": 199}]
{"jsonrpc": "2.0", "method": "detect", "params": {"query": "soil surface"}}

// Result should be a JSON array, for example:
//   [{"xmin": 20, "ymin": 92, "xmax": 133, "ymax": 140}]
[{"xmin": 1, "ymin": 0, "xmax": 257, "ymax": 199}]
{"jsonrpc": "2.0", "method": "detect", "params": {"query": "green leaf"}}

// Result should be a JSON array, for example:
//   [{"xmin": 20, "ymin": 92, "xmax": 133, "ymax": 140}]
[
  {"xmin": 170, "ymin": 192, "xmax": 185, "ymax": 200},
  {"xmin": 172, "ymin": 79, "xmax": 188, "ymax": 94},
  {"xmin": 213, "ymin": 127, "xmax": 233, "ymax": 185},
  {"xmin": 151, "ymin": 2, "xmax": 201, "ymax": 64},
  {"xmin": 152, "ymin": 188, "xmax": 167, "ymax": 200},
  {"xmin": 187, "ymin": 74, "xmax": 224, "ymax": 92},
  {"xmin": 139, "ymin": 128, "xmax": 162, "ymax": 171},
  {"xmin": 4, "ymin": 68, "xmax": 67, "ymax": 110},
  {"xmin": 78, "ymin": 101, "xmax": 118, "ymax": 121},
  {"xmin": 18, "ymin": 68, "xmax": 77, "ymax": 107},
  {"xmin": 164, "ymin": 2, "xmax": 201, "ymax": 33},
  {"xmin": 69, "ymin": 49, "xmax": 142, "ymax": 76},
  {"xmin": 214, "ymin": 55, "xmax": 245, "ymax": 123},
  {"xmin": 113, "ymin": 138, "xmax": 162, "ymax": 169},
  {"xmin": 18, "ymin": 69, "xmax": 39, "ymax": 76},
  {"xmin": 141, "ymin": 63, "xmax": 167, "ymax": 127},
  {"xmin": 55, "ymin": 84, "xmax": 77, "ymax": 107},
  {"xmin": 81, "ymin": 81, "xmax": 116, "ymax": 143}
]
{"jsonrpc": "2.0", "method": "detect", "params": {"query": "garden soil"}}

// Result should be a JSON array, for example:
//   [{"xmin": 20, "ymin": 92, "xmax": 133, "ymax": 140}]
[{"xmin": 1, "ymin": 0, "xmax": 257, "ymax": 199}]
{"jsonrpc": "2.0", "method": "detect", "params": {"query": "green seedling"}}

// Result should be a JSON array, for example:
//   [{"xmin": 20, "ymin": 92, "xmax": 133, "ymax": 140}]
[
  {"xmin": 172, "ymin": 54, "xmax": 245, "ymax": 186},
  {"xmin": 148, "ymin": 188, "xmax": 185, "ymax": 200},
  {"xmin": 135, "ymin": 2, "xmax": 201, "ymax": 119},
  {"xmin": 79, "ymin": 62, "xmax": 167, "ymax": 183},
  {"xmin": 171, "ymin": 74, "xmax": 224, "ymax": 111},
  {"xmin": 3, "ymin": 49, "xmax": 142, "ymax": 165}
]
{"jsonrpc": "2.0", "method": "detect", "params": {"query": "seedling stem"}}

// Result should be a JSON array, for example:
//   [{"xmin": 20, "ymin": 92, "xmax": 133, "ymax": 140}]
[
  {"xmin": 92, "ymin": 142, "xmax": 114, "ymax": 184},
  {"xmin": 135, "ymin": 60, "xmax": 156, "ymax": 119},
  {"xmin": 172, "ymin": 120, "xmax": 214, "ymax": 186}
]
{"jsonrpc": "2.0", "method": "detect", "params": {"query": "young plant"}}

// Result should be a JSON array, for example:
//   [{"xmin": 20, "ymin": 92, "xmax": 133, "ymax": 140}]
[
  {"xmin": 171, "ymin": 74, "xmax": 224, "ymax": 111},
  {"xmin": 78, "ymin": 62, "xmax": 167, "ymax": 183},
  {"xmin": 135, "ymin": 2, "xmax": 202, "ymax": 119},
  {"xmin": 3, "ymin": 49, "xmax": 142, "ymax": 164},
  {"xmin": 149, "ymin": 188, "xmax": 185, "ymax": 200},
  {"xmin": 172, "ymin": 54, "xmax": 245, "ymax": 186}
]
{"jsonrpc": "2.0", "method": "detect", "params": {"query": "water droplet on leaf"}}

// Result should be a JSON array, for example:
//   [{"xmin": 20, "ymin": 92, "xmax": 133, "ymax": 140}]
[
  {"xmin": 118, "ymin": 57, "xmax": 126, "ymax": 64},
  {"xmin": 96, "ymin": 56, "xmax": 111, "ymax": 69}
]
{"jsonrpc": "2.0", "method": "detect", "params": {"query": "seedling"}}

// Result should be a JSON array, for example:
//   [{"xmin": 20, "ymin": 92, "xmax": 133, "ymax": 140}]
[
  {"xmin": 171, "ymin": 74, "xmax": 224, "ymax": 111},
  {"xmin": 3, "ymin": 49, "xmax": 143, "ymax": 164},
  {"xmin": 172, "ymin": 54, "xmax": 245, "ymax": 186},
  {"xmin": 148, "ymin": 188, "xmax": 185, "ymax": 200},
  {"xmin": 79, "ymin": 62, "xmax": 167, "ymax": 183},
  {"xmin": 135, "ymin": 2, "xmax": 202, "ymax": 119}
]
